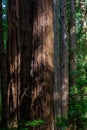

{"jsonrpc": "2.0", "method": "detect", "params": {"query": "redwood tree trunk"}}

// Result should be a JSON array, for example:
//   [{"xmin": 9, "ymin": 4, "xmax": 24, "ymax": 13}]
[
  {"xmin": 30, "ymin": 0, "xmax": 54, "ymax": 129},
  {"xmin": 7, "ymin": 0, "xmax": 32, "ymax": 126},
  {"xmin": 7, "ymin": 0, "xmax": 20, "ymax": 127},
  {"xmin": 60, "ymin": 0, "xmax": 68, "ymax": 117},
  {"xmin": 19, "ymin": 0, "xmax": 32, "ymax": 120}
]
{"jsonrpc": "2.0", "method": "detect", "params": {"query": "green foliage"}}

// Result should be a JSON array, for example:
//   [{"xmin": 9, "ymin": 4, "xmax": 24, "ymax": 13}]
[
  {"xmin": 56, "ymin": 65, "xmax": 87, "ymax": 129},
  {"xmin": 18, "ymin": 119, "xmax": 45, "ymax": 129},
  {"xmin": 56, "ymin": 116, "xmax": 68, "ymax": 130},
  {"xmin": 56, "ymin": 75, "xmax": 87, "ymax": 130},
  {"xmin": 25, "ymin": 119, "xmax": 45, "ymax": 127},
  {"xmin": 67, "ymin": 0, "xmax": 87, "ymax": 129},
  {"xmin": 68, "ymin": 77, "xmax": 87, "ymax": 130},
  {"xmin": 0, "ymin": 119, "xmax": 45, "ymax": 130}
]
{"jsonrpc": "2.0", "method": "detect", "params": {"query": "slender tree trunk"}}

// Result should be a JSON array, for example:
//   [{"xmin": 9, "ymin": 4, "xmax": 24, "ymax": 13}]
[
  {"xmin": 80, "ymin": 0, "xmax": 87, "ymax": 47},
  {"xmin": 30, "ymin": 0, "xmax": 54, "ymax": 129},
  {"xmin": 53, "ymin": 0, "xmax": 61, "ymax": 130},
  {"xmin": 69, "ymin": 0, "xmax": 76, "ymax": 87},
  {"xmin": 53, "ymin": 0, "xmax": 59, "ymax": 117},
  {"xmin": 80, "ymin": 0, "xmax": 86, "ymax": 33},
  {"xmin": 68, "ymin": 0, "xmax": 76, "ymax": 129},
  {"xmin": 0, "ymin": 0, "xmax": 8, "ymax": 127},
  {"xmin": 59, "ymin": 0, "xmax": 68, "ymax": 117},
  {"xmin": 7, "ymin": 0, "xmax": 20, "ymax": 127}
]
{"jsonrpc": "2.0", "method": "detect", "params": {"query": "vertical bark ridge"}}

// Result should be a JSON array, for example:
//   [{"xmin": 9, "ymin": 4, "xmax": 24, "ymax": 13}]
[{"xmin": 7, "ymin": 0, "xmax": 20, "ymax": 127}]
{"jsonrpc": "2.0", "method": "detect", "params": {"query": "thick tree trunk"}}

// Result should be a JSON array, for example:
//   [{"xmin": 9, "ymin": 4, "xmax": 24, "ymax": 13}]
[
  {"xmin": 60, "ymin": 0, "xmax": 68, "ymax": 117},
  {"xmin": 30, "ymin": 0, "xmax": 54, "ymax": 129},
  {"xmin": 19, "ymin": 0, "xmax": 32, "ymax": 120},
  {"xmin": 0, "ymin": 0, "xmax": 8, "ymax": 127},
  {"xmin": 7, "ymin": 0, "xmax": 20, "ymax": 127},
  {"xmin": 7, "ymin": 0, "xmax": 32, "ymax": 125}
]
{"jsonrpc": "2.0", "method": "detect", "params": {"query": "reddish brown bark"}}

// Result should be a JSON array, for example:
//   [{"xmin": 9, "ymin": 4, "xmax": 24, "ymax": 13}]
[
  {"xmin": 7, "ymin": 0, "xmax": 32, "ymax": 127},
  {"xmin": 7, "ymin": 0, "xmax": 20, "ymax": 127},
  {"xmin": 30, "ymin": 0, "xmax": 54, "ymax": 130},
  {"xmin": 19, "ymin": 0, "xmax": 32, "ymax": 120}
]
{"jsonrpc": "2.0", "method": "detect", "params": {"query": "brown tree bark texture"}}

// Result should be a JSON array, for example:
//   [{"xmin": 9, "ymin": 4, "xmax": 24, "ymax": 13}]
[
  {"xmin": 19, "ymin": 0, "xmax": 32, "ymax": 120},
  {"xmin": 30, "ymin": 0, "xmax": 54, "ymax": 130},
  {"xmin": 7, "ymin": 0, "xmax": 20, "ymax": 127}
]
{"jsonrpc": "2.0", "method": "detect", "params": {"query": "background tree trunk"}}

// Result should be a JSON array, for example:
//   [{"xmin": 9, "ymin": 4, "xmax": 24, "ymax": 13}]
[
  {"xmin": 53, "ymin": 0, "xmax": 61, "ymax": 130},
  {"xmin": 68, "ymin": 0, "xmax": 76, "ymax": 129},
  {"xmin": 30, "ymin": 0, "xmax": 54, "ymax": 129},
  {"xmin": 60, "ymin": 0, "xmax": 68, "ymax": 117},
  {"xmin": 69, "ymin": 0, "xmax": 76, "ymax": 89},
  {"xmin": 80, "ymin": 0, "xmax": 87, "ymax": 48}
]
